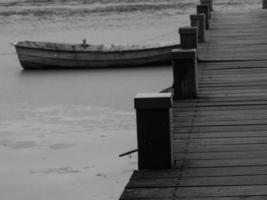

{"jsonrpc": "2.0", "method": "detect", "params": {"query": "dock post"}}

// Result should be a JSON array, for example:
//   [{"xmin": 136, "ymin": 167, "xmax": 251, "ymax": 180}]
[
  {"xmin": 200, "ymin": 0, "xmax": 213, "ymax": 11},
  {"xmin": 134, "ymin": 93, "xmax": 173, "ymax": 170},
  {"xmin": 172, "ymin": 49, "xmax": 198, "ymax": 99},
  {"xmin": 179, "ymin": 27, "xmax": 198, "ymax": 49},
  {"xmin": 197, "ymin": 5, "xmax": 210, "ymax": 29},
  {"xmin": 190, "ymin": 14, "xmax": 205, "ymax": 43},
  {"xmin": 263, "ymin": 0, "xmax": 267, "ymax": 8}
]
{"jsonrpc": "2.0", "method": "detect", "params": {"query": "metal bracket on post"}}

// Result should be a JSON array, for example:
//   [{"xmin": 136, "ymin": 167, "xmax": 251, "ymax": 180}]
[{"xmin": 134, "ymin": 93, "xmax": 173, "ymax": 170}]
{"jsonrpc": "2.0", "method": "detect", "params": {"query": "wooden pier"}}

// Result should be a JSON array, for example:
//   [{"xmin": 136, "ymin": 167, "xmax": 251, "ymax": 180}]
[{"xmin": 120, "ymin": 2, "xmax": 267, "ymax": 200}]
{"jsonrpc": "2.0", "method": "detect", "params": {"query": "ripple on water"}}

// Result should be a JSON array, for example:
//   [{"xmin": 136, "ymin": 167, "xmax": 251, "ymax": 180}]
[
  {"xmin": 30, "ymin": 166, "xmax": 81, "ymax": 175},
  {"xmin": 49, "ymin": 143, "xmax": 77, "ymax": 150},
  {"xmin": 0, "ymin": 140, "xmax": 37, "ymax": 149},
  {"xmin": 11, "ymin": 141, "xmax": 37, "ymax": 149}
]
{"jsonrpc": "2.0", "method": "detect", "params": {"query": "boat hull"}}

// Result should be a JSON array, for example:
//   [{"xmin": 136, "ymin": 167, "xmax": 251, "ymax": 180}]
[{"xmin": 14, "ymin": 43, "xmax": 179, "ymax": 69}]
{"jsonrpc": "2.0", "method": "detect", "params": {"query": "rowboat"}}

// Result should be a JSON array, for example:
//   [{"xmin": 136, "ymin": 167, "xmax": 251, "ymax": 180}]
[{"xmin": 12, "ymin": 40, "xmax": 179, "ymax": 69}]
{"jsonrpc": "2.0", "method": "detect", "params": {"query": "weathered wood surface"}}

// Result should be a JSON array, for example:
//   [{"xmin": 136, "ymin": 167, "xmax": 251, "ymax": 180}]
[
  {"xmin": 198, "ymin": 10, "xmax": 267, "ymax": 61},
  {"xmin": 120, "ymin": 10, "xmax": 267, "ymax": 200}
]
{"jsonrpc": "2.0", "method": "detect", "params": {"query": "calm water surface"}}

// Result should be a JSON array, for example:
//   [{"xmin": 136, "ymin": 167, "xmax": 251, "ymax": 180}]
[{"xmin": 0, "ymin": 0, "xmax": 262, "ymax": 200}]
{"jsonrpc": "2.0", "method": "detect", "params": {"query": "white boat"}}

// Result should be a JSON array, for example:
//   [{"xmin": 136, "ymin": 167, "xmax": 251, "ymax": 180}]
[{"xmin": 12, "ymin": 41, "xmax": 179, "ymax": 69}]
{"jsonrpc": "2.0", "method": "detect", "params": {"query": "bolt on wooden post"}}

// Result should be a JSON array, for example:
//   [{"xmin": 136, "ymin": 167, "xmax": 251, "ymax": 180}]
[
  {"xmin": 200, "ymin": 0, "xmax": 213, "ymax": 11},
  {"xmin": 179, "ymin": 27, "xmax": 198, "ymax": 49},
  {"xmin": 263, "ymin": 0, "xmax": 267, "ymax": 8},
  {"xmin": 171, "ymin": 49, "xmax": 198, "ymax": 99},
  {"xmin": 134, "ymin": 93, "xmax": 173, "ymax": 170},
  {"xmin": 190, "ymin": 14, "xmax": 205, "ymax": 43},
  {"xmin": 197, "ymin": 5, "xmax": 210, "ymax": 29}
]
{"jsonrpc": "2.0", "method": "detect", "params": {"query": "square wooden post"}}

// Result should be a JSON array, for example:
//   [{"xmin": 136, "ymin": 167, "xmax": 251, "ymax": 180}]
[
  {"xmin": 201, "ymin": 0, "xmax": 213, "ymax": 11},
  {"xmin": 197, "ymin": 5, "xmax": 210, "ymax": 29},
  {"xmin": 190, "ymin": 14, "xmax": 205, "ymax": 43},
  {"xmin": 172, "ymin": 49, "xmax": 198, "ymax": 99},
  {"xmin": 134, "ymin": 93, "xmax": 173, "ymax": 170},
  {"xmin": 179, "ymin": 27, "xmax": 198, "ymax": 49}
]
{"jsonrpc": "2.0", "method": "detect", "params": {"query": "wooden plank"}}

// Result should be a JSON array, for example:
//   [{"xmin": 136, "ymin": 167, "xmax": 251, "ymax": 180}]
[
  {"xmin": 173, "ymin": 110, "xmax": 267, "ymax": 117},
  {"xmin": 174, "ymin": 151, "xmax": 267, "ymax": 160},
  {"xmin": 174, "ymin": 131, "xmax": 267, "ymax": 139},
  {"xmin": 174, "ymin": 115, "xmax": 267, "ymax": 122},
  {"xmin": 132, "ymin": 166, "xmax": 267, "ymax": 179},
  {"xmin": 127, "ymin": 175, "xmax": 267, "ymax": 188},
  {"xmin": 173, "ymin": 119, "xmax": 267, "ymax": 127},
  {"xmin": 173, "ymin": 96, "xmax": 267, "ymax": 104},
  {"xmin": 173, "ymin": 125, "xmax": 267, "ymax": 133},
  {"xmin": 173, "ymin": 105, "xmax": 267, "ymax": 112},
  {"xmin": 174, "ymin": 137, "xmax": 267, "ymax": 145},
  {"xmin": 121, "ymin": 186, "xmax": 267, "ymax": 199},
  {"xmin": 174, "ymin": 100, "xmax": 267, "ymax": 108},
  {"xmin": 175, "ymin": 158, "xmax": 267, "ymax": 168},
  {"xmin": 174, "ymin": 144, "xmax": 267, "ymax": 153},
  {"xmin": 120, "ymin": 197, "xmax": 267, "ymax": 200}
]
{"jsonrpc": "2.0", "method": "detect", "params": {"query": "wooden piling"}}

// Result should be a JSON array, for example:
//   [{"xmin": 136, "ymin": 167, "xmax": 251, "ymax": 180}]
[
  {"xmin": 263, "ymin": 0, "xmax": 267, "ymax": 8},
  {"xmin": 134, "ymin": 93, "xmax": 173, "ymax": 170},
  {"xmin": 200, "ymin": 0, "xmax": 213, "ymax": 11},
  {"xmin": 179, "ymin": 27, "xmax": 198, "ymax": 49},
  {"xmin": 190, "ymin": 14, "xmax": 205, "ymax": 43},
  {"xmin": 171, "ymin": 49, "xmax": 198, "ymax": 99},
  {"xmin": 197, "ymin": 5, "xmax": 210, "ymax": 29}
]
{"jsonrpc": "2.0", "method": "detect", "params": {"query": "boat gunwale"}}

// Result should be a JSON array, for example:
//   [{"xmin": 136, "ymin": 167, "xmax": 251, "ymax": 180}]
[
  {"xmin": 16, "ymin": 51, "xmax": 172, "ymax": 62},
  {"xmin": 14, "ymin": 43, "xmax": 180, "ymax": 54}
]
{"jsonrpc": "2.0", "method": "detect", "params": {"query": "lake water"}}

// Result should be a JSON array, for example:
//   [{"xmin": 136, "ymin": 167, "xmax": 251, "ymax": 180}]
[{"xmin": 0, "ymin": 0, "xmax": 262, "ymax": 200}]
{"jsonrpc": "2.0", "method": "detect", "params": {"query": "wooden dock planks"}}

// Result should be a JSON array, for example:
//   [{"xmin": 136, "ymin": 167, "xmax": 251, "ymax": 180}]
[
  {"xmin": 120, "ymin": 10, "xmax": 267, "ymax": 200},
  {"xmin": 199, "ymin": 10, "xmax": 267, "ymax": 61}
]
